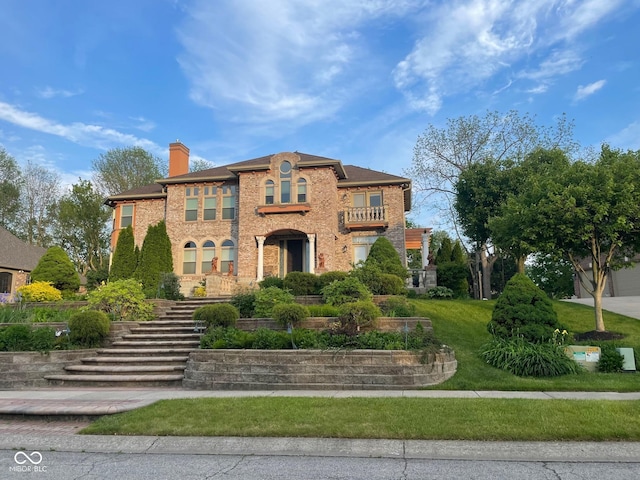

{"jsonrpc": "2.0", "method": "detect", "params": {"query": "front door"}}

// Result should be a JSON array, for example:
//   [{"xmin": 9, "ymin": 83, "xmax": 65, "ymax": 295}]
[{"xmin": 280, "ymin": 239, "xmax": 304, "ymax": 277}]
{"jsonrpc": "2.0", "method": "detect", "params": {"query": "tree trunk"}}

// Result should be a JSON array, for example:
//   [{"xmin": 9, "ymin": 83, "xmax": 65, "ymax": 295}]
[
  {"xmin": 593, "ymin": 290, "xmax": 606, "ymax": 332},
  {"xmin": 516, "ymin": 256, "xmax": 526, "ymax": 274},
  {"xmin": 479, "ymin": 244, "xmax": 497, "ymax": 300}
]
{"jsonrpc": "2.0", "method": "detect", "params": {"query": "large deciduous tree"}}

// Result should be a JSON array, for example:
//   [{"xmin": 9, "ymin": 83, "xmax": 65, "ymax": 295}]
[
  {"xmin": 18, "ymin": 161, "xmax": 60, "ymax": 247},
  {"xmin": 92, "ymin": 147, "xmax": 167, "ymax": 196},
  {"xmin": 408, "ymin": 110, "xmax": 577, "ymax": 298},
  {"xmin": 0, "ymin": 147, "xmax": 22, "ymax": 233},
  {"xmin": 55, "ymin": 180, "xmax": 111, "ymax": 275},
  {"xmin": 498, "ymin": 145, "xmax": 640, "ymax": 332}
]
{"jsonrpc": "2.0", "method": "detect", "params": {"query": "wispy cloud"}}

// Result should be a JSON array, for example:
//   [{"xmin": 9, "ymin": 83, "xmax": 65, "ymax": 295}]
[
  {"xmin": 607, "ymin": 121, "xmax": 640, "ymax": 150},
  {"xmin": 0, "ymin": 101, "xmax": 164, "ymax": 155},
  {"xmin": 574, "ymin": 79, "xmax": 606, "ymax": 102},
  {"xmin": 36, "ymin": 86, "xmax": 84, "ymax": 99}
]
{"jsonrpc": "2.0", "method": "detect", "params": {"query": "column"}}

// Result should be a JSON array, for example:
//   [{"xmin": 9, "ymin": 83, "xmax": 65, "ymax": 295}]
[
  {"xmin": 256, "ymin": 235, "xmax": 266, "ymax": 281},
  {"xmin": 421, "ymin": 229, "xmax": 430, "ymax": 268},
  {"xmin": 307, "ymin": 233, "xmax": 316, "ymax": 274}
]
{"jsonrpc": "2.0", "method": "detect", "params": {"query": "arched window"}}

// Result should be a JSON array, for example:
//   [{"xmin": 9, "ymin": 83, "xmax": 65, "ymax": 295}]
[
  {"xmin": 183, "ymin": 241, "xmax": 197, "ymax": 274},
  {"xmin": 202, "ymin": 240, "xmax": 216, "ymax": 273},
  {"xmin": 220, "ymin": 239, "xmax": 235, "ymax": 275},
  {"xmin": 297, "ymin": 178, "xmax": 307, "ymax": 203},
  {"xmin": 280, "ymin": 161, "xmax": 292, "ymax": 203},
  {"xmin": 265, "ymin": 180, "xmax": 275, "ymax": 205}
]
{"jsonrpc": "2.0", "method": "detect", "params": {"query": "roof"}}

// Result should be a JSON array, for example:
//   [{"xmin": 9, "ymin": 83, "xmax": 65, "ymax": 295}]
[
  {"xmin": 0, "ymin": 226, "xmax": 47, "ymax": 271},
  {"xmin": 405, "ymin": 228, "xmax": 432, "ymax": 250}
]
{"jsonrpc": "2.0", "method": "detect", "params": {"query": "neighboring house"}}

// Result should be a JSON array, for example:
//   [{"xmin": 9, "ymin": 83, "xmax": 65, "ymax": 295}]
[
  {"xmin": 106, "ymin": 143, "xmax": 412, "ymax": 296},
  {"xmin": 574, "ymin": 256, "xmax": 640, "ymax": 298},
  {"xmin": 0, "ymin": 226, "xmax": 47, "ymax": 299}
]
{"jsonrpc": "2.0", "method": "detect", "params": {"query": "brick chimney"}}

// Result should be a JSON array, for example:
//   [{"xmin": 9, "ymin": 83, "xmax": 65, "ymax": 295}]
[{"xmin": 169, "ymin": 141, "xmax": 189, "ymax": 177}]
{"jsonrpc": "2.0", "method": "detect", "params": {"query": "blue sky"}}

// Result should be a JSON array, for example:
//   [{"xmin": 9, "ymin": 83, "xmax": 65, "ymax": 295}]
[{"xmin": 1, "ymin": 0, "xmax": 639, "ymax": 227}]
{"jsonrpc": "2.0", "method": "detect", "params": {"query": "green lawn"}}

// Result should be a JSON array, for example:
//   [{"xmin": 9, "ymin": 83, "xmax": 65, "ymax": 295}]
[{"xmin": 415, "ymin": 299, "xmax": 640, "ymax": 391}]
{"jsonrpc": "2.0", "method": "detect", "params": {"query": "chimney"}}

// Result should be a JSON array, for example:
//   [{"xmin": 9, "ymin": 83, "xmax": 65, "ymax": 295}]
[{"xmin": 169, "ymin": 141, "xmax": 189, "ymax": 177}]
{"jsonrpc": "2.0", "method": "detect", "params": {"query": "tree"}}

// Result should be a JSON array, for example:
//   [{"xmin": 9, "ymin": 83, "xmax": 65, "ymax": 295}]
[
  {"xmin": 109, "ymin": 225, "xmax": 138, "ymax": 282},
  {"xmin": 190, "ymin": 158, "xmax": 216, "ymax": 172},
  {"xmin": 526, "ymin": 254, "xmax": 575, "ymax": 300},
  {"xmin": 31, "ymin": 246, "xmax": 80, "ymax": 295},
  {"xmin": 0, "ymin": 147, "xmax": 22, "ymax": 233},
  {"xmin": 17, "ymin": 161, "xmax": 60, "ymax": 246},
  {"xmin": 135, "ymin": 221, "xmax": 174, "ymax": 297},
  {"xmin": 435, "ymin": 239, "xmax": 469, "ymax": 297},
  {"xmin": 408, "ymin": 110, "xmax": 577, "ymax": 298},
  {"xmin": 364, "ymin": 237, "xmax": 407, "ymax": 279},
  {"xmin": 92, "ymin": 147, "xmax": 167, "ymax": 196},
  {"xmin": 498, "ymin": 145, "xmax": 640, "ymax": 332},
  {"xmin": 55, "ymin": 180, "xmax": 111, "ymax": 275}
]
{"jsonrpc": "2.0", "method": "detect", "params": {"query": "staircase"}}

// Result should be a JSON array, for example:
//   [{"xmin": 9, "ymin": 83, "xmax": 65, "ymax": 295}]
[{"xmin": 45, "ymin": 299, "xmax": 228, "ymax": 388}]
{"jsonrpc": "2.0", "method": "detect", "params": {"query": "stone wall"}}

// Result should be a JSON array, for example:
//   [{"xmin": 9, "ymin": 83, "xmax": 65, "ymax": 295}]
[
  {"xmin": 0, "ymin": 350, "xmax": 96, "ymax": 389},
  {"xmin": 183, "ymin": 349, "xmax": 456, "ymax": 390}
]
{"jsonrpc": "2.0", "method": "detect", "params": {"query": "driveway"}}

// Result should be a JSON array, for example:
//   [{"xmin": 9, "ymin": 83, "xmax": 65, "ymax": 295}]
[{"xmin": 562, "ymin": 296, "xmax": 640, "ymax": 320}]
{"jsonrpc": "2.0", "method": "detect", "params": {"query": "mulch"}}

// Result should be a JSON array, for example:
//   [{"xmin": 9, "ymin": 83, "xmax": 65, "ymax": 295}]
[{"xmin": 573, "ymin": 330, "xmax": 625, "ymax": 341}]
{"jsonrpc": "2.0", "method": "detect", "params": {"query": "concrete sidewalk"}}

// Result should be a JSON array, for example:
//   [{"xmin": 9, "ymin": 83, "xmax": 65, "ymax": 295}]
[{"xmin": 2, "ymin": 388, "xmax": 640, "ymax": 417}]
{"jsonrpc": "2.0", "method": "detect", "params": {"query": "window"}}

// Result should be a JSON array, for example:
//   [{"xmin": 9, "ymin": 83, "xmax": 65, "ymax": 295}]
[
  {"xmin": 202, "ymin": 240, "xmax": 216, "ymax": 273},
  {"xmin": 185, "ymin": 187, "xmax": 199, "ymax": 221},
  {"xmin": 265, "ymin": 180, "xmax": 275, "ymax": 205},
  {"xmin": 297, "ymin": 178, "xmax": 307, "ymax": 203},
  {"xmin": 222, "ymin": 186, "xmax": 236, "ymax": 219},
  {"xmin": 0, "ymin": 272, "xmax": 12, "ymax": 294},
  {"xmin": 280, "ymin": 161, "xmax": 292, "ymax": 203},
  {"xmin": 352, "ymin": 236, "xmax": 378, "ymax": 264},
  {"xmin": 220, "ymin": 239, "xmax": 235, "ymax": 274},
  {"xmin": 353, "ymin": 191, "xmax": 382, "ymax": 208},
  {"xmin": 183, "ymin": 241, "xmax": 197, "ymax": 274},
  {"xmin": 120, "ymin": 205, "xmax": 133, "ymax": 228},
  {"xmin": 203, "ymin": 196, "xmax": 217, "ymax": 220}
]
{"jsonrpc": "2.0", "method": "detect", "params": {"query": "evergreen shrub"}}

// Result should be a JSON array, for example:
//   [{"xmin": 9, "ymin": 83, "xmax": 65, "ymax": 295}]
[
  {"xmin": 283, "ymin": 272, "xmax": 319, "ymax": 295},
  {"xmin": 68, "ymin": 310, "xmax": 111, "ymax": 347},
  {"xmin": 193, "ymin": 304, "xmax": 239, "ymax": 329},
  {"xmin": 597, "ymin": 344, "xmax": 625, "ymax": 373},
  {"xmin": 30, "ymin": 246, "xmax": 80, "ymax": 296},
  {"xmin": 254, "ymin": 287, "xmax": 294, "ymax": 317},
  {"xmin": 317, "ymin": 271, "xmax": 348, "ymax": 290},
  {"xmin": 230, "ymin": 290, "xmax": 256, "ymax": 318},
  {"xmin": 272, "ymin": 303, "xmax": 309, "ymax": 327},
  {"xmin": 321, "ymin": 277, "xmax": 372, "ymax": 306},
  {"xmin": 259, "ymin": 276, "xmax": 284, "ymax": 289}
]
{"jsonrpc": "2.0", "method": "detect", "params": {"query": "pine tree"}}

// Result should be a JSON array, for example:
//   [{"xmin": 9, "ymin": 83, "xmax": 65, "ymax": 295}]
[
  {"xmin": 109, "ymin": 225, "xmax": 137, "ymax": 281},
  {"xmin": 31, "ymin": 246, "xmax": 80, "ymax": 295},
  {"xmin": 364, "ymin": 236, "xmax": 406, "ymax": 279}
]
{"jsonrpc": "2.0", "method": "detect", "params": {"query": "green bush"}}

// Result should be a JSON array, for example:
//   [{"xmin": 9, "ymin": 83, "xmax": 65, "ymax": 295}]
[
  {"xmin": 259, "ymin": 276, "xmax": 284, "ymax": 289},
  {"xmin": 30, "ymin": 327, "xmax": 56, "ymax": 352},
  {"xmin": 17, "ymin": 282, "xmax": 63, "ymax": 302},
  {"xmin": 134, "ymin": 220, "xmax": 173, "ymax": 298},
  {"xmin": 158, "ymin": 272, "xmax": 185, "ymax": 301},
  {"xmin": 68, "ymin": 310, "xmax": 111, "ymax": 348},
  {"xmin": 0, "ymin": 306, "xmax": 29, "ymax": 323},
  {"xmin": 321, "ymin": 277, "xmax": 372, "ymax": 306},
  {"xmin": 252, "ymin": 328, "xmax": 290, "ymax": 349},
  {"xmin": 425, "ymin": 286, "xmax": 454, "ymax": 299},
  {"xmin": 364, "ymin": 236, "xmax": 408, "ymax": 279},
  {"xmin": 30, "ymin": 246, "xmax": 80, "ymax": 296},
  {"xmin": 87, "ymin": 279, "xmax": 154, "ymax": 321},
  {"xmin": 283, "ymin": 272, "xmax": 320, "ymax": 295},
  {"xmin": 230, "ymin": 290, "xmax": 257, "ymax": 318},
  {"xmin": 480, "ymin": 337, "xmax": 580, "ymax": 377},
  {"xmin": 317, "ymin": 271, "xmax": 348, "ymax": 290},
  {"xmin": 254, "ymin": 287, "xmax": 295, "ymax": 317},
  {"xmin": 337, "ymin": 301, "xmax": 380, "ymax": 335},
  {"xmin": 0, "ymin": 324, "xmax": 32, "ymax": 351},
  {"xmin": 307, "ymin": 304, "xmax": 341, "ymax": 317},
  {"xmin": 378, "ymin": 273, "xmax": 406, "ymax": 295},
  {"xmin": 193, "ymin": 304, "xmax": 239, "ymax": 329},
  {"xmin": 109, "ymin": 225, "xmax": 137, "ymax": 282},
  {"xmin": 597, "ymin": 344, "xmax": 625, "ymax": 373},
  {"xmin": 272, "ymin": 303, "xmax": 310, "ymax": 328},
  {"xmin": 200, "ymin": 327, "xmax": 254, "ymax": 349},
  {"xmin": 380, "ymin": 296, "xmax": 416, "ymax": 317},
  {"xmin": 488, "ymin": 274, "xmax": 562, "ymax": 343}
]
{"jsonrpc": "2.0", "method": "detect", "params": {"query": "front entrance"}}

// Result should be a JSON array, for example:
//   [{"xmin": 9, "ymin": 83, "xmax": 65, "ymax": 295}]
[
  {"xmin": 281, "ymin": 239, "xmax": 304, "ymax": 275},
  {"xmin": 259, "ymin": 229, "xmax": 315, "ymax": 280}
]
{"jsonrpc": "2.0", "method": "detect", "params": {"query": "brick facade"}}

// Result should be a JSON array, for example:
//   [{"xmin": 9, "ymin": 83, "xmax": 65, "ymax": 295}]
[{"xmin": 107, "ymin": 145, "xmax": 412, "ymax": 296}]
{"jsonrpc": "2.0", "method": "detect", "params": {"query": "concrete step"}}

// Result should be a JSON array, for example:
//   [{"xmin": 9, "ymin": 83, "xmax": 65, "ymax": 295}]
[
  {"xmin": 81, "ymin": 356, "xmax": 189, "ymax": 364},
  {"xmin": 121, "ymin": 333, "xmax": 202, "ymax": 340},
  {"xmin": 111, "ymin": 340, "xmax": 200, "ymax": 347},
  {"xmin": 130, "ymin": 327, "xmax": 199, "ymax": 334},
  {"xmin": 96, "ymin": 348, "xmax": 196, "ymax": 356},
  {"xmin": 141, "ymin": 320, "xmax": 199, "ymax": 327},
  {"xmin": 65, "ymin": 365, "xmax": 186, "ymax": 374},
  {"xmin": 45, "ymin": 374, "xmax": 184, "ymax": 388}
]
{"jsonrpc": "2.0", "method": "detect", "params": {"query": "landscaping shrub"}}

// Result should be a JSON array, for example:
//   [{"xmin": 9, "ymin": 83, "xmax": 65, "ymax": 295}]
[
  {"xmin": 134, "ymin": 220, "xmax": 173, "ymax": 298},
  {"xmin": 30, "ymin": 246, "xmax": 80, "ymax": 296},
  {"xmin": 109, "ymin": 225, "xmax": 137, "ymax": 282},
  {"xmin": 425, "ymin": 286, "xmax": 454, "ymax": 299},
  {"xmin": 200, "ymin": 327, "xmax": 254, "ymax": 349},
  {"xmin": 597, "ymin": 344, "xmax": 625, "ymax": 373},
  {"xmin": 337, "ymin": 301, "xmax": 380, "ymax": 335},
  {"xmin": 252, "ymin": 328, "xmax": 290, "ymax": 349},
  {"xmin": 30, "ymin": 307, "xmax": 74, "ymax": 323},
  {"xmin": 480, "ymin": 337, "xmax": 580, "ymax": 377},
  {"xmin": 380, "ymin": 296, "xmax": 416, "ymax": 317},
  {"xmin": 17, "ymin": 282, "xmax": 63, "ymax": 302},
  {"xmin": 307, "ymin": 304, "xmax": 341, "ymax": 317},
  {"xmin": 158, "ymin": 272, "xmax": 184, "ymax": 301},
  {"xmin": 87, "ymin": 279, "xmax": 154, "ymax": 321},
  {"xmin": 254, "ymin": 287, "xmax": 295, "ymax": 317},
  {"xmin": 259, "ymin": 276, "xmax": 284, "ymax": 289},
  {"xmin": 321, "ymin": 277, "xmax": 372, "ymax": 306},
  {"xmin": 272, "ymin": 303, "xmax": 310, "ymax": 328},
  {"xmin": 283, "ymin": 272, "xmax": 320, "ymax": 295},
  {"xmin": 68, "ymin": 310, "xmax": 111, "ymax": 348},
  {"xmin": 364, "ymin": 236, "xmax": 408, "ymax": 280},
  {"xmin": 406, "ymin": 289, "xmax": 418, "ymax": 299},
  {"xmin": 193, "ymin": 304, "xmax": 239, "ymax": 329},
  {"xmin": 230, "ymin": 290, "xmax": 257, "ymax": 318},
  {"xmin": 0, "ymin": 306, "xmax": 29, "ymax": 323},
  {"xmin": 0, "ymin": 324, "xmax": 32, "ymax": 351},
  {"xmin": 487, "ymin": 274, "xmax": 563, "ymax": 343},
  {"xmin": 378, "ymin": 273, "xmax": 406, "ymax": 295},
  {"xmin": 317, "ymin": 271, "xmax": 348, "ymax": 290},
  {"xmin": 30, "ymin": 327, "xmax": 56, "ymax": 352}
]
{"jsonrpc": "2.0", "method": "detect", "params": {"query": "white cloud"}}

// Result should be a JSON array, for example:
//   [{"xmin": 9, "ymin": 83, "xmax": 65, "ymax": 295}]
[
  {"xmin": 607, "ymin": 121, "xmax": 640, "ymax": 150},
  {"xmin": 573, "ymin": 79, "xmax": 606, "ymax": 102},
  {"xmin": 36, "ymin": 86, "xmax": 84, "ymax": 99},
  {"xmin": 0, "ymin": 101, "xmax": 164, "ymax": 156}
]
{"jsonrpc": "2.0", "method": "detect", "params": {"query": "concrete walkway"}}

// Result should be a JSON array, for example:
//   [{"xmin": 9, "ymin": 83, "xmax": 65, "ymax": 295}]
[{"xmin": 563, "ymin": 296, "xmax": 640, "ymax": 320}]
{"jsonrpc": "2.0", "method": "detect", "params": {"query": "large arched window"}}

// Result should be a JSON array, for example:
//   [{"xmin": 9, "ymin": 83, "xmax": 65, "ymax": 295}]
[
  {"xmin": 201, "ymin": 240, "xmax": 216, "ymax": 273},
  {"xmin": 183, "ymin": 241, "xmax": 197, "ymax": 274},
  {"xmin": 280, "ymin": 161, "xmax": 292, "ymax": 203},
  {"xmin": 220, "ymin": 239, "xmax": 235, "ymax": 275}
]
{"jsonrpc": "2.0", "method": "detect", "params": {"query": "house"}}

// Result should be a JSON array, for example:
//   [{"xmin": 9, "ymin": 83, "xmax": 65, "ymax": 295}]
[
  {"xmin": 574, "ymin": 256, "xmax": 640, "ymax": 298},
  {"xmin": 106, "ymin": 143, "xmax": 412, "ymax": 296},
  {"xmin": 0, "ymin": 226, "xmax": 47, "ymax": 299}
]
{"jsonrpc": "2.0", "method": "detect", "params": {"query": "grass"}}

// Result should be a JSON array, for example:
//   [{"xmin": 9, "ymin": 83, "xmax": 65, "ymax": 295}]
[
  {"xmin": 81, "ymin": 397, "xmax": 640, "ymax": 441},
  {"xmin": 414, "ymin": 299, "xmax": 640, "ymax": 392}
]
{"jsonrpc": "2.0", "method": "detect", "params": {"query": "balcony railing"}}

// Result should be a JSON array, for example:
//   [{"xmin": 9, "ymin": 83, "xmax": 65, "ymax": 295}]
[{"xmin": 344, "ymin": 205, "xmax": 388, "ymax": 229}]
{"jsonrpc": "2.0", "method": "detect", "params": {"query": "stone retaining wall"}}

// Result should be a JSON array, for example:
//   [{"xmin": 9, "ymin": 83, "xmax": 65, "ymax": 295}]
[
  {"xmin": 237, "ymin": 317, "xmax": 431, "ymax": 333},
  {"xmin": 183, "ymin": 349, "xmax": 456, "ymax": 390},
  {"xmin": 0, "ymin": 350, "xmax": 96, "ymax": 389}
]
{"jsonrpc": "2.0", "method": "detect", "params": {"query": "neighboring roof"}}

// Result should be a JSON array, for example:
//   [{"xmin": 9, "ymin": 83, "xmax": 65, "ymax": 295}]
[
  {"xmin": 405, "ymin": 228, "xmax": 432, "ymax": 250},
  {"xmin": 0, "ymin": 226, "xmax": 47, "ymax": 271},
  {"xmin": 105, "ymin": 183, "xmax": 165, "ymax": 205}
]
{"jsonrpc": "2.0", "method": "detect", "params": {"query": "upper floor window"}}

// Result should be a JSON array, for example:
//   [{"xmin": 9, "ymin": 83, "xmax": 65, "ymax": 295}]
[
  {"xmin": 185, "ymin": 187, "xmax": 199, "ymax": 221},
  {"xmin": 222, "ymin": 186, "xmax": 236, "ymax": 219},
  {"xmin": 203, "ymin": 186, "xmax": 217, "ymax": 221},
  {"xmin": 120, "ymin": 205, "xmax": 133, "ymax": 228},
  {"xmin": 353, "ymin": 191, "xmax": 382, "ymax": 208},
  {"xmin": 183, "ymin": 241, "xmax": 197, "ymax": 274},
  {"xmin": 262, "ymin": 161, "xmax": 310, "ymax": 206},
  {"xmin": 265, "ymin": 180, "xmax": 275, "ymax": 205},
  {"xmin": 297, "ymin": 178, "xmax": 307, "ymax": 203},
  {"xmin": 280, "ymin": 161, "xmax": 292, "ymax": 203}
]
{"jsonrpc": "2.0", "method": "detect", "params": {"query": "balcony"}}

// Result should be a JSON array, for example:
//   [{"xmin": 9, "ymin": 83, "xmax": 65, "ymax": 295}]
[{"xmin": 344, "ymin": 205, "xmax": 388, "ymax": 230}]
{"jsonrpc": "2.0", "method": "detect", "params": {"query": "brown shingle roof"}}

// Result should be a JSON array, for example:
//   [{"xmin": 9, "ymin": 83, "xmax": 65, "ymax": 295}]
[{"xmin": 0, "ymin": 226, "xmax": 47, "ymax": 271}]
